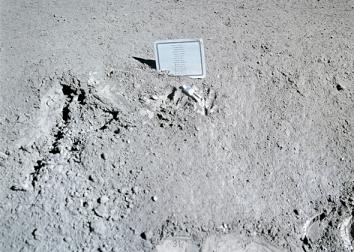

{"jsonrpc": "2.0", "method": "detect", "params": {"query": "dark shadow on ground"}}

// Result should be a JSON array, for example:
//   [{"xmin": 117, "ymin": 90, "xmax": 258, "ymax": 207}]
[{"xmin": 132, "ymin": 57, "xmax": 156, "ymax": 69}]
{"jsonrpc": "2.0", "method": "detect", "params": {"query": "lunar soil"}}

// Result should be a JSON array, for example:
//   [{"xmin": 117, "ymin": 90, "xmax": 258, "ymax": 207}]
[{"xmin": 0, "ymin": 1, "xmax": 353, "ymax": 251}]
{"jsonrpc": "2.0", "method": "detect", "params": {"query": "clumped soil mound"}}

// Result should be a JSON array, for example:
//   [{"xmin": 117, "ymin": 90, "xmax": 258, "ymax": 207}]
[{"xmin": 0, "ymin": 1, "xmax": 353, "ymax": 251}]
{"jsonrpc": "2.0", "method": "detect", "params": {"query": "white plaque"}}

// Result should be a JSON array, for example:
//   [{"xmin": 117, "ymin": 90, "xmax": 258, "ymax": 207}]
[{"xmin": 154, "ymin": 39, "xmax": 206, "ymax": 78}]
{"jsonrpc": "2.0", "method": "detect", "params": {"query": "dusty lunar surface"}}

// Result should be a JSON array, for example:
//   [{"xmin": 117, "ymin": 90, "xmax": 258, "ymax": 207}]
[{"xmin": 0, "ymin": 0, "xmax": 353, "ymax": 251}]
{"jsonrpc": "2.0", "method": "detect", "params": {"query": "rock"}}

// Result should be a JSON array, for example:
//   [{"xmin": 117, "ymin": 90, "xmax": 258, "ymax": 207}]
[
  {"xmin": 336, "ymin": 84, "xmax": 344, "ymax": 91},
  {"xmin": 90, "ymin": 219, "xmax": 106, "ymax": 235},
  {"xmin": 152, "ymin": 196, "xmax": 158, "ymax": 202},
  {"xmin": 151, "ymin": 95, "xmax": 159, "ymax": 100},
  {"xmin": 98, "ymin": 195, "xmax": 109, "ymax": 204},
  {"xmin": 10, "ymin": 185, "xmax": 28, "ymax": 192},
  {"xmin": 119, "ymin": 187, "xmax": 129, "ymax": 195},
  {"xmin": 140, "ymin": 230, "xmax": 153, "ymax": 240},
  {"xmin": 88, "ymin": 175, "xmax": 95, "ymax": 182},
  {"xmin": 98, "ymin": 246, "xmax": 108, "ymax": 252},
  {"xmin": 63, "ymin": 236, "xmax": 72, "ymax": 243},
  {"xmin": 82, "ymin": 201, "xmax": 91, "ymax": 208},
  {"xmin": 132, "ymin": 186, "xmax": 139, "ymax": 194}
]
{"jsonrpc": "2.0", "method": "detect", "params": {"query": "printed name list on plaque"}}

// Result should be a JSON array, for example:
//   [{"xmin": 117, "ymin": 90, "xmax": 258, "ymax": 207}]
[{"xmin": 154, "ymin": 39, "xmax": 206, "ymax": 78}]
